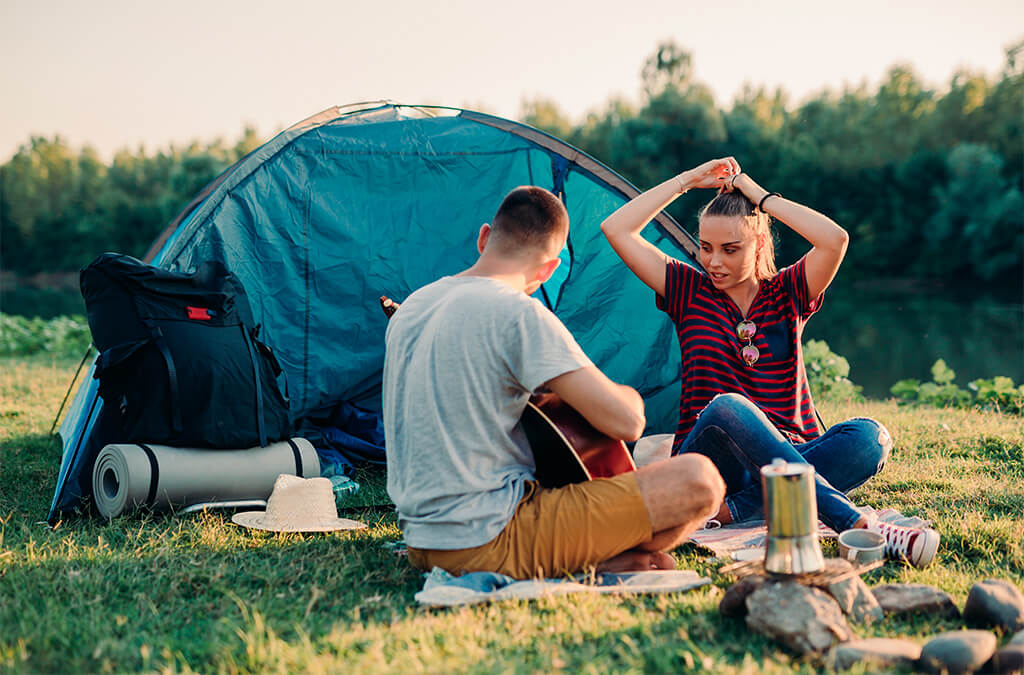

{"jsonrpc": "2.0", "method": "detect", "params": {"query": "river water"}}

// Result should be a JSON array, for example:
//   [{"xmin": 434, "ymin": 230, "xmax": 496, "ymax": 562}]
[{"xmin": 803, "ymin": 281, "xmax": 1024, "ymax": 399}]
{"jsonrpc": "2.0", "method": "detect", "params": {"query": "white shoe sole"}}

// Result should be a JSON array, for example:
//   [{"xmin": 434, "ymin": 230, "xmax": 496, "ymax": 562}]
[{"xmin": 911, "ymin": 528, "xmax": 941, "ymax": 568}]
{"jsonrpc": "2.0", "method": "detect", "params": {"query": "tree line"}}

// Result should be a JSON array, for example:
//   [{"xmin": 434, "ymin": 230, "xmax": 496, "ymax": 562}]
[
  {"xmin": 525, "ymin": 40, "xmax": 1023, "ymax": 287},
  {"xmin": 1, "ymin": 129, "xmax": 262, "ymax": 278},
  {"xmin": 2, "ymin": 40, "xmax": 1021, "ymax": 289}
]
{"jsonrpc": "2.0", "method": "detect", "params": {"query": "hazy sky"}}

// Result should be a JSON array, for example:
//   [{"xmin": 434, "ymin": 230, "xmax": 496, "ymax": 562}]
[{"xmin": 1, "ymin": 0, "xmax": 1021, "ymax": 161}]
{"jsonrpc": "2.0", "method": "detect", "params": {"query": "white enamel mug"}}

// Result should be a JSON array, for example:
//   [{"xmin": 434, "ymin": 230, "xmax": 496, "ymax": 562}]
[{"xmin": 837, "ymin": 528, "xmax": 886, "ymax": 565}]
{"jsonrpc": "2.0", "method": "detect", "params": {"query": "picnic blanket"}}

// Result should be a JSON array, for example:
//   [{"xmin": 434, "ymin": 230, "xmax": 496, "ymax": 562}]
[
  {"xmin": 689, "ymin": 507, "xmax": 932, "ymax": 559},
  {"xmin": 415, "ymin": 567, "xmax": 711, "ymax": 607}
]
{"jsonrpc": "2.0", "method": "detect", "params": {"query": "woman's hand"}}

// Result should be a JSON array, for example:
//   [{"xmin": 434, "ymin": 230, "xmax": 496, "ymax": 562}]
[
  {"xmin": 601, "ymin": 156, "xmax": 740, "ymax": 297},
  {"xmin": 721, "ymin": 171, "xmax": 850, "ymax": 300},
  {"xmin": 679, "ymin": 157, "xmax": 740, "ymax": 190},
  {"xmin": 722, "ymin": 171, "xmax": 764, "ymax": 201}
]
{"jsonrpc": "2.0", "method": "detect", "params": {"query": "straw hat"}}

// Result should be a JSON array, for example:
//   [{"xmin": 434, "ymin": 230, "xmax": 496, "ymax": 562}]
[{"xmin": 232, "ymin": 474, "xmax": 367, "ymax": 532}]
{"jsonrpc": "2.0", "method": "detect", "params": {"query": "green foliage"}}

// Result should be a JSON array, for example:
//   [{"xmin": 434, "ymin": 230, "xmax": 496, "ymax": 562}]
[
  {"xmin": 0, "ymin": 313, "xmax": 92, "ymax": 358},
  {"xmin": 0, "ymin": 129, "xmax": 263, "ymax": 278},
  {"xmin": 969, "ymin": 375, "xmax": 1024, "ymax": 414},
  {"xmin": 640, "ymin": 39, "xmax": 694, "ymax": 97},
  {"xmin": 931, "ymin": 358, "xmax": 956, "ymax": 385},
  {"xmin": 927, "ymin": 143, "xmax": 1024, "ymax": 280},
  {"xmin": 520, "ymin": 98, "xmax": 573, "ymax": 139},
  {"xmin": 803, "ymin": 339, "xmax": 863, "ymax": 402},
  {"xmin": 891, "ymin": 358, "xmax": 1024, "ymax": 414},
  {"xmin": 889, "ymin": 378, "xmax": 921, "ymax": 400}
]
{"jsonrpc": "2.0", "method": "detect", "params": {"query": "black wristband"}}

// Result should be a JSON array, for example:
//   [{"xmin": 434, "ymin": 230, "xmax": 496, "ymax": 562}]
[{"xmin": 758, "ymin": 191, "xmax": 782, "ymax": 213}]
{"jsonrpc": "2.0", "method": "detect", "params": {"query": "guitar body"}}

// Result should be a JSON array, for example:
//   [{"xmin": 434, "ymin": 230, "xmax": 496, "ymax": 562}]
[
  {"xmin": 380, "ymin": 295, "xmax": 636, "ymax": 489},
  {"xmin": 522, "ymin": 392, "xmax": 637, "ymax": 489}
]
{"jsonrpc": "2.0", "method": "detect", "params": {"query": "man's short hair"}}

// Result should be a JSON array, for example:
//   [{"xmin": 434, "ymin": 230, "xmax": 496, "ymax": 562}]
[{"xmin": 490, "ymin": 186, "xmax": 568, "ymax": 254}]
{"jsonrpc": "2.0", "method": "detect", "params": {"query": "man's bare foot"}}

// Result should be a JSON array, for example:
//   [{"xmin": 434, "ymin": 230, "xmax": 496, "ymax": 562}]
[{"xmin": 595, "ymin": 549, "xmax": 676, "ymax": 573}]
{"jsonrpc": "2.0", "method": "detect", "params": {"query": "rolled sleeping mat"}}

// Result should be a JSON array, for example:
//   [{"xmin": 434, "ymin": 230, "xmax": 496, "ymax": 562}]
[{"xmin": 92, "ymin": 438, "xmax": 321, "ymax": 519}]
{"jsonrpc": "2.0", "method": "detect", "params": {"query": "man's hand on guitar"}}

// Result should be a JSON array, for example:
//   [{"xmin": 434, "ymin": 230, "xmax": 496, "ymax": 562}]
[{"xmin": 544, "ymin": 366, "xmax": 645, "ymax": 442}]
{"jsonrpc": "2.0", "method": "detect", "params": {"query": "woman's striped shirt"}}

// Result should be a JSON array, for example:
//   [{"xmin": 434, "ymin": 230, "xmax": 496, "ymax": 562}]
[{"xmin": 657, "ymin": 256, "xmax": 824, "ymax": 453}]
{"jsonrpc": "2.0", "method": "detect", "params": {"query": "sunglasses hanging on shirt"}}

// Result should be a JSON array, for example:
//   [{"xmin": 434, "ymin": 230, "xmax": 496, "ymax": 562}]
[{"xmin": 736, "ymin": 319, "xmax": 759, "ymax": 366}]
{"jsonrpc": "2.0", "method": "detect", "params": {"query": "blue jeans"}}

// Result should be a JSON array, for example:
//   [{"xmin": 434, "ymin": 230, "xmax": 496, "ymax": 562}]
[{"xmin": 674, "ymin": 393, "xmax": 891, "ymax": 532}]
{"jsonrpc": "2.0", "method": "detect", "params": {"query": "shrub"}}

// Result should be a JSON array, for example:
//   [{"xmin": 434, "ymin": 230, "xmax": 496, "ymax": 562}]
[
  {"xmin": 804, "ymin": 339, "xmax": 863, "ymax": 402},
  {"xmin": 969, "ymin": 375, "xmax": 1024, "ymax": 415},
  {"xmin": 890, "ymin": 359, "xmax": 1024, "ymax": 415},
  {"xmin": 0, "ymin": 313, "xmax": 92, "ymax": 358}
]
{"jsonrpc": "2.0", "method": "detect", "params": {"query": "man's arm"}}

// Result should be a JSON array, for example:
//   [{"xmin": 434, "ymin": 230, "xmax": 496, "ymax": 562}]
[{"xmin": 544, "ymin": 366, "xmax": 646, "ymax": 442}]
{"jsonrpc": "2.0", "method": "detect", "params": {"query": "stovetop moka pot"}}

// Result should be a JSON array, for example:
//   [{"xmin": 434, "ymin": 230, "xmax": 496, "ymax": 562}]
[{"xmin": 761, "ymin": 458, "xmax": 825, "ymax": 574}]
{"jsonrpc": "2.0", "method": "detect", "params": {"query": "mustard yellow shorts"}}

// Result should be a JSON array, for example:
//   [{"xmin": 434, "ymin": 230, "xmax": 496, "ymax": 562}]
[{"xmin": 407, "ymin": 472, "xmax": 652, "ymax": 579}]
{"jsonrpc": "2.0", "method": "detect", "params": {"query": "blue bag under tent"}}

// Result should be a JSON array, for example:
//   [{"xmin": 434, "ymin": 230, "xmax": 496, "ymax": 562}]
[{"xmin": 49, "ymin": 102, "xmax": 701, "ymax": 522}]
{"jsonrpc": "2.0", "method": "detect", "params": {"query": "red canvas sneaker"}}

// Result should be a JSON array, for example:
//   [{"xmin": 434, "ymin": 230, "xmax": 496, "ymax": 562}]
[{"xmin": 869, "ymin": 521, "xmax": 941, "ymax": 568}]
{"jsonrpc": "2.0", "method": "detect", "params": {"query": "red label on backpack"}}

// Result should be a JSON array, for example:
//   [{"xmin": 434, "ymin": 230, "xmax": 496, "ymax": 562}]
[{"xmin": 186, "ymin": 306, "xmax": 212, "ymax": 320}]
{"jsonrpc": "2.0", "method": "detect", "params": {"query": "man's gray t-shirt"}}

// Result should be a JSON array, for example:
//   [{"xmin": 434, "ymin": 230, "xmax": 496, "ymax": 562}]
[{"xmin": 383, "ymin": 276, "xmax": 592, "ymax": 550}]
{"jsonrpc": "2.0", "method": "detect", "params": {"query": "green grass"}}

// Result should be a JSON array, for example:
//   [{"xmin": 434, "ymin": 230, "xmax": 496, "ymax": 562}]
[{"xmin": 1, "ymin": 357, "xmax": 1022, "ymax": 673}]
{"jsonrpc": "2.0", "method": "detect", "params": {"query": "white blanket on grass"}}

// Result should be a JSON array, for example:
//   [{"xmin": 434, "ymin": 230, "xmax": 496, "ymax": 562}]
[{"xmin": 415, "ymin": 567, "xmax": 711, "ymax": 607}]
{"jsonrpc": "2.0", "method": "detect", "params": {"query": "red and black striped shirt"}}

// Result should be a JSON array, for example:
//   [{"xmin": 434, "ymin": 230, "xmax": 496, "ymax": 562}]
[{"xmin": 657, "ymin": 256, "xmax": 824, "ymax": 452}]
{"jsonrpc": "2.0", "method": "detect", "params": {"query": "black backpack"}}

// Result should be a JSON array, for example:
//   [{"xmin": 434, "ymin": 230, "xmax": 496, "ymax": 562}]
[{"xmin": 81, "ymin": 253, "xmax": 291, "ymax": 449}]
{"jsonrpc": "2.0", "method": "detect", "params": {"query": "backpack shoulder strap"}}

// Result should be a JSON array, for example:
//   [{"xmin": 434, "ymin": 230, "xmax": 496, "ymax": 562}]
[
  {"xmin": 142, "ymin": 320, "xmax": 183, "ymax": 436},
  {"xmin": 241, "ymin": 326, "xmax": 267, "ymax": 447}
]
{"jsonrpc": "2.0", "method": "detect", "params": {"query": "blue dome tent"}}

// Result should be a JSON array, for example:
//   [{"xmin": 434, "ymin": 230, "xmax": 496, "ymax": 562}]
[{"xmin": 49, "ymin": 102, "xmax": 701, "ymax": 522}]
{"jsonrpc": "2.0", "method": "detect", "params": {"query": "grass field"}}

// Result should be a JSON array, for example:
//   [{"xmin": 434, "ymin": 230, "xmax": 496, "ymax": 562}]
[{"xmin": 1, "ymin": 355, "xmax": 1022, "ymax": 673}]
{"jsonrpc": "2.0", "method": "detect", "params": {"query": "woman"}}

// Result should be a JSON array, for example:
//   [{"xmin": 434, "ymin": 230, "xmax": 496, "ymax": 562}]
[{"xmin": 601, "ymin": 157, "xmax": 939, "ymax": 567}]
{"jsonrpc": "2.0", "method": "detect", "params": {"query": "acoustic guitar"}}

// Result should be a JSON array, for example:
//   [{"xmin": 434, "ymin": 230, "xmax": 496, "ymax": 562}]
[{"xmin": 379, "ymin": 295, "xmax": 636, "ymax": 488}]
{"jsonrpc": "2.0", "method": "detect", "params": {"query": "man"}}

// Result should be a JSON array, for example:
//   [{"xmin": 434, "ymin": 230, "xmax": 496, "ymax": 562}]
[{"xmin": 383, "ymin": 186, "xmax": 725, "ymax": 579}]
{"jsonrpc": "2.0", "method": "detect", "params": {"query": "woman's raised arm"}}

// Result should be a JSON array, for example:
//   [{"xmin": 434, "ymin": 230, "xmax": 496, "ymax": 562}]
[
  {"xmin": 728, "ymin": 174, "xmax": 849, "ymax": 299},
  {"xmin": 601, "ymin": 158, "xmax": 739, "ymax": 296}
]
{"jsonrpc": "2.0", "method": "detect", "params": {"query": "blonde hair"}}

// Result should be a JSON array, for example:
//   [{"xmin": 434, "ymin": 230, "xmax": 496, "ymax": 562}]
[{"xmin": 698, "ymin": 191, "xmax": 777, "ymax": 281}]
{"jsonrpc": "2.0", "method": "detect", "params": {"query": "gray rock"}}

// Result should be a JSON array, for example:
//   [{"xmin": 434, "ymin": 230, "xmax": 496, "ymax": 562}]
[
  {"xmin": 826, "ymin": 575, "xmax": 885, "ymax": 625},
  {"xmin": 821, "ymin": 557, "xmax": 856, "ymax": 575},
  {"xmin": 828, "ymin": 638, "xmax": 922, "ymax": 671},
  {"xmin": 719, "ymin": 574, "xmax": 768, "ymax": 617},
  {"xmin": 984, "ymin": 644, "xmax": 1024, "ymax": 674},
  {"xmin": 919, "ymin": 630, "xmax": 997, "ymax": 674},
  {"xmin": 983, "ymin": 643, "xmax": 1024, "ymax": 675},
  {"xmin": 872, "ymin": 582, "xmax": 961, "ymax": 618},
  {"xmin": 964, "ymin": 579, "xmax": 1024, "ymax": 632},
  {"xmin": 745, "ymin": 580, "xmax": 853, "ymax": 655}
]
